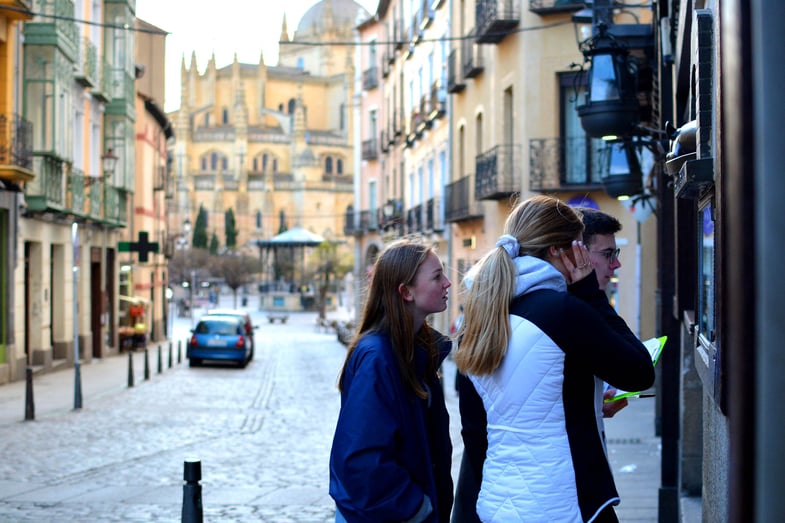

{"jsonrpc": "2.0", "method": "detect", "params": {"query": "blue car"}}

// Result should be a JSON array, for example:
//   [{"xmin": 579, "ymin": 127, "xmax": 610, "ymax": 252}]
[{"xmin": 187, "ymin": 315, "xmax": 251, "ymax": 368}]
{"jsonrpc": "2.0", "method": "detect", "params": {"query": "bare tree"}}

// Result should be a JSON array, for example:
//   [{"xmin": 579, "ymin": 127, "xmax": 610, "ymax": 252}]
[{"xmin": 208, "ymin": 254, "xmax": 259, "ymax": 308}]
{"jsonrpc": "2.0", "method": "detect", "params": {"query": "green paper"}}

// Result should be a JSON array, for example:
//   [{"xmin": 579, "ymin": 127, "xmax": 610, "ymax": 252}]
[{"xmin": 605, "ymin": 336, "xmax": 668, "ymax": 402}]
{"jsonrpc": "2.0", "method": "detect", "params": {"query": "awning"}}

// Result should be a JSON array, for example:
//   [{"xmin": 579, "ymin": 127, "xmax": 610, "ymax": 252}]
[{"xmin": 119, "ymin": 295, "xmax": 150, "ymax": 305}]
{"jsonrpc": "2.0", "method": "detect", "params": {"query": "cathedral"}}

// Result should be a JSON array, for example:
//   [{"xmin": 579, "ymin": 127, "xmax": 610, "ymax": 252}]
[{"xmin": 169, "ymin": 0, "xmax": 369, "ymax": 263}]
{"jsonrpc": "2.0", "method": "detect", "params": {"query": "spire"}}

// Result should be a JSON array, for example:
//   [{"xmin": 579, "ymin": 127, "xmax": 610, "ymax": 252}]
[
  {"xmin": 293, "ymin": 82, "xmax": 305, "ymax": 139},
  {"xmin": 179, "ymin": 54, "xmax": 190, "ymax": 110},
  {"xmin": 280, "ymin": 13, "xmax": 289, "ymax": 43}
]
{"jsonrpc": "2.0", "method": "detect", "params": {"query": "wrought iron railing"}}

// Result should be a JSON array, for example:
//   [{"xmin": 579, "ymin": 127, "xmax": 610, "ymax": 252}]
[
  {"xmin": 363, "ymin": 66, "xmax": 379, "ymax": 90},
  {"xmin": 0, "ymin": 113, "xmax": 33, "ymax": 171},
  {"xmin": 475, "ymin": 0, "xmax": 520, "ymax": 44},
  {"xmin": 475, "ymin": 144, "xmax": 520, "ymax": 200},
  {"xmin": 447, "ymin": 49, "xmax": 466, "ymax": 93},
  {"xmin": 445, "ymin": 174, "xmax": 485, "ymax": 222},
  {"xmin": 529, "ymin": 137, "xmax": 606, "ymax": 191}
]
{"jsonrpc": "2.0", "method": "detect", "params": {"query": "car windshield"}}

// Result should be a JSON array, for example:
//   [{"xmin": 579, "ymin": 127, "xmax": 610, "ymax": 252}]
[{"xmin": 195, "ymin": 319, "xmax": 240, "ymax": 335}]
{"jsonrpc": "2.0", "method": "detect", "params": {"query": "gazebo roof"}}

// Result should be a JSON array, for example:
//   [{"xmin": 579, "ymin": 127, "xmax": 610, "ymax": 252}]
[{"xmin": 255, "ymin": 227, "xmax": 325, "ymax": 248}]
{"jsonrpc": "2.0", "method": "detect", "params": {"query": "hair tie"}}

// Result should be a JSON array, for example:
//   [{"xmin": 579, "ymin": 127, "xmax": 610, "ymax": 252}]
[{"xmin": 495, "ymin": 234, "xmax": 520, "ymax": 258}]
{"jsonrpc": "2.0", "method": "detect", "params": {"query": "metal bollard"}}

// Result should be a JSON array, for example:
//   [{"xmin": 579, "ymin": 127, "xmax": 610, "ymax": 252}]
[
  {"xmin": 127, "ymin": 351, "xmax": 134, "ymax": 387},
  {"xmin": 144, "ymin": 348, "xmax": 150, "ymax": 381},
  {"xmin": 168, "ymin": 341, "xmax": 173, "ymax": 368},
  {"xmin": 177, "ymin": 340, "xmax": 182, "ymax": 364},
  {"xmin": 25, "ymin": 367, "xmax": 35, "ymax": 421},
  {"xmin": 181, "ymin": 459, "xmax": 203, "ymax": 523},
  {"xmin": 157, "ymin": 345, "xmax": 163, "ymax": 374}
]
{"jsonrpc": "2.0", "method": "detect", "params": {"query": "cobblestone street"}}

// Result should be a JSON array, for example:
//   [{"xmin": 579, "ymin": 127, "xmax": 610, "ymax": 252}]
[
  {"xmin": 0, "ymin": 306, "xmax": 451, "ymax": 522},
  {"xmin": 0, "ymin": 301, "xmax": 659, "ymax": 522}
]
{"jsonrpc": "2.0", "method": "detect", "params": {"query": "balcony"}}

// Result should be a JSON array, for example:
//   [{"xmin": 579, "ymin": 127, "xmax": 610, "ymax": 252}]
[
  {"xmin": 26, "ymin": 153, "xmax": 66, "ymax": 212},
  {"xmin": 379, "ymin": 198, "xmax": 404, "ymax": 232},
  {"xmin": 416, "ymin": 96, "xmax": 430, "ymax": 134},
  {"xmin": 462, "ymin": 33, "xmax": 484, "ymax": 79},
  {"xmin": 380, "ymin": 131, "xmax": 390, "ymax": 153},
  {"xmin": 424, "ymin": 196, "xmax": 444, "ymax": 232},
  {"xmin": 407, "ymin": 109, "xmax": 425, "ymax": 145},
  {"xmin": 406, "ymin": 204, "xmax": 423, "ymax": 234},
  {"xmin": 363, "ymin": 66, "xmax": 379, "ymax": 90},
  {"xmin": 74, "ymin": 36, "xmax": 97, "ymax": 87},
  {"xmin": 419, "ymin": 0, "xmax": 434, "ymax": 31},
  {"xmin": 445, "ymin": 174, "xmax": 485, "ymax": 223},
  {"xmin": 67, "ymin": 170, "xmax": 102, "ymax": 220},
  {"xmin": 362, "ymin": 138, "xmax": 379, "ymax": 161},
  {"xmin": 528, "ymin": 0, "xmax": 585, "ymax": 16},
  {"xmin": 475, "ymin": 144, "xmax": 520, "ymax": 200},
  {"xmin": 428, "ymin": 81, "xmax": 447, "ymax": 121},
  {"xmin": 382, "ymin": 51, "xmax": 392, "ymax": 77},
  {"xmin": 393, "ymin": 18, "xmax": 404, "ymax": 50},
  {"xmin": 475, "ymin": 0, "xmax": 520, "ymax": 44},
  {"xmin": 0, "ymin": 113, "xmax": 34, "ymax": 184},
  {"xmin": 529, "ymin": 137, "xmax": 606, "ymax": 192},
  {"xmin": 345, "ymin": 207, "xmax": 382, "ymax": 236},
  {"xmin": 447, "ymin": 49, "xmax": 466, "ymax": 94},
  {"xmin": 23, "ymin": 0, "xmax": 79, "ymax": 60},
  {"xmin": 103, "ymin": 185, "xmax": 129, "ymax": 227},
  {"xmin": 91, "ymin": 57, "xmax": 112, "ymax": 103}
]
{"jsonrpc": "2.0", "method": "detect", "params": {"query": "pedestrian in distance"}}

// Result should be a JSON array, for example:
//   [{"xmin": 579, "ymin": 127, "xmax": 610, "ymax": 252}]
[
  {"xmin": 454, "ymin": 195, "xmax": 654, "ymax": 523},
  {"xmin": 329, "ymin": 238, "xmax": 454, "ymax": 522}
]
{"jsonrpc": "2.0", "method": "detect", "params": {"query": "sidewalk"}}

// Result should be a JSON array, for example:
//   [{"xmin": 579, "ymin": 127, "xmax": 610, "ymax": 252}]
[{"xmin": 0, "ymin": 343, "xmax": 181, "ymax": 426}]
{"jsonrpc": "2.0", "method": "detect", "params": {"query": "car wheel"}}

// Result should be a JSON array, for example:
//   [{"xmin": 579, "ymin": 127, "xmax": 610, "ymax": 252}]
[{"xmin": 189, "ymin": 358, "xmax": 201, "ymax": 368}]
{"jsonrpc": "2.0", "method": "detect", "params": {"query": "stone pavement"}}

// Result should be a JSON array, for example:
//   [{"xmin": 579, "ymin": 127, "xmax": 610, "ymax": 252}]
[{"xmin": 0, "ymin": 301, "xmax": 665, "ymax": 522}]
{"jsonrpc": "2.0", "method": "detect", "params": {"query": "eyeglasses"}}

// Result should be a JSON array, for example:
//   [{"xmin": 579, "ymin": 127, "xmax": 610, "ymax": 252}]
[{"xmin": 590, "ymin": 248, "xmax": 621, "ymax": 262}]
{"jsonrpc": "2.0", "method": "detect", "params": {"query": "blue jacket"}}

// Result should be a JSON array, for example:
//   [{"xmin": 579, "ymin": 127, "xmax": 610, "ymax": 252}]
[{"xmin": 330, "ymin": 331, "xmax": 454, "ymax": 522}]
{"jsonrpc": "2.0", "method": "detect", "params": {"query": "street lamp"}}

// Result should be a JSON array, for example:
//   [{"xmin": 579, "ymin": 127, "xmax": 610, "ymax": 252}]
[
  {"xmin": 576, "ymin": 24, "xmax": 641, "ymax": 139},
  {"xmin": 102, "ymin": 148, "xmax": 118, "ymax": 179},
  {"xmin": 602, "ymin": 139, "xmax": 644, "ymax": 199},
  {"xmin": 83, "ymin": 148, "xmax": 119, "ymax": 187}
]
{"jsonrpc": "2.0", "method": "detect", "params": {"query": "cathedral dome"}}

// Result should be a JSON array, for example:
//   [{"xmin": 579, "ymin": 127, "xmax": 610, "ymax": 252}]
[{"xmin": 295, "ymin": 0, "xmax": 369, "ymax": 38}]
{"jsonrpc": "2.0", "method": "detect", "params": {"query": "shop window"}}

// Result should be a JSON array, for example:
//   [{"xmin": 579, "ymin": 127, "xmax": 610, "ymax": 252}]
[{"xmin": 698, "ymin": 199, "xmax": 716, "ymax": 342}]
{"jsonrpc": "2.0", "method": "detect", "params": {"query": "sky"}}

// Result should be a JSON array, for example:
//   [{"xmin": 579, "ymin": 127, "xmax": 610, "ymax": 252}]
[{"xmin": 135, "ymin": 0, "xmax": 378, "ymax": 113}]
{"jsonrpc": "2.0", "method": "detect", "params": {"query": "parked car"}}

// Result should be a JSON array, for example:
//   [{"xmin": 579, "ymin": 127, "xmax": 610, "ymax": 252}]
[
  {"xmin": 203, "ymin": 308, "xmax": 258, "ymax": 360},
  {"xmin": 187, "ymin": 315, "xmax": 251, "ymax": 368}
]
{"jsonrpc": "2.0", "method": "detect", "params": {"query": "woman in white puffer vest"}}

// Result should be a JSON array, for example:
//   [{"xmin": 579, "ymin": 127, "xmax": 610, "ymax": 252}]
[{"xmin": 455, "ymin": 196, "xmax": 654, "ymax": 523}]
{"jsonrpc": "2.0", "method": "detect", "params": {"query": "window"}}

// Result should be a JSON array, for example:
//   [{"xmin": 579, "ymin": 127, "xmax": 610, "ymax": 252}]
[
  {"xmin": 297, "ymin": 57, "xmax": 304, "ymax": 69},
  {"xmin": 222, "ymin": 108, "xmax": 229, "ymax": 124},
  {"xmin": 560, "ymin": 73, "xmax": 605, "ymax": 185},
  {"xmin": 325, "ymin": 157, "xmax": 333, "ymax": 174},
  {"xmin": 336, "ymin": 158, "xmax": 343, "ymax": 174},
  {"xmin": 288, "ymin": 99, "xmax": 296, "ymax": 114},
  {"xmin": 698, "ymin": 200, "xmax": 715, "ymax": 342}
]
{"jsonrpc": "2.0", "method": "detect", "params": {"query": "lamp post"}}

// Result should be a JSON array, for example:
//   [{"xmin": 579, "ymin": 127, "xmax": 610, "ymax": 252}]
[
  {"xmin": 101, "ymin": 148, "xmax": 118, "ymax": 183},
  {"xmin": 72, "ymin": 222, "xmax": 82, "ymax": 410}
]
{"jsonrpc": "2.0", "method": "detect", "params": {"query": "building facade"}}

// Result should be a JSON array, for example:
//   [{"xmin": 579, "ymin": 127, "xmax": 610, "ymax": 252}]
[
  {"xmin": 0, "ymin": 1, "xmax": 34, "ymax": 384},
  {"xmin": 1, "ymin": 2, "xmax": 170, "ymax": 386},
  {"xmin": 131, "ymin": 18, "xmax": 173, "ymax": 345},
  {"xmin": 8, "ymin": 0, "xmax": 137, "ymax": 384},
  {"xmin": 652, "ymin": 0, "xmax": 785, "ymax": 520},
  {"xmin": 169, "ymin": 0, "xmax": 368, "ymax": 297},
  {"xmin": 353, "ymin": 0, "xmax": 451, "ymax": 332}
]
